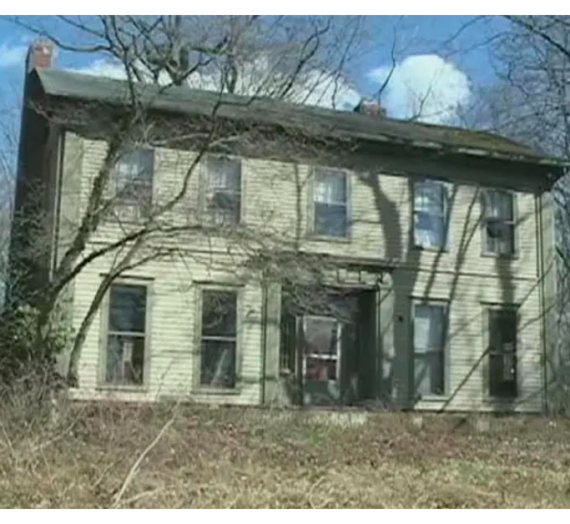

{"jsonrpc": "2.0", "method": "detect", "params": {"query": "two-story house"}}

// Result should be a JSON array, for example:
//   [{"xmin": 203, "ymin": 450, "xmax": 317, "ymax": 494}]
[{"xmin": 10, "ymin": 41, "xmax": 566, "ymax": 412}]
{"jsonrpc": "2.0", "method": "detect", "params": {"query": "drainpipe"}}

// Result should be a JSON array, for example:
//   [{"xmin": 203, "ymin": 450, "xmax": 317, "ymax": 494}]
[
  {"xmin": 536, "ymin": 190, "xmax": 549, "ymax": 413},
  {"xmin": 260, "ymin": 274, "xmax": 269, "ymax": 405}
]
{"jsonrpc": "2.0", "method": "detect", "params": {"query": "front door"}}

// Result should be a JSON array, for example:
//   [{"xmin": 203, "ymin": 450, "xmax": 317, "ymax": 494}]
[{"xmin": 279, "ymin": 289, "xmax": 377, "ymax": 406}]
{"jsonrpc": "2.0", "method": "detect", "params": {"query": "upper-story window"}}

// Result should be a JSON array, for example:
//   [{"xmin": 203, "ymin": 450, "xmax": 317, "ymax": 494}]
[
  {"xmin": 205, "ymin": 156, "xmax": 242, "ymax": 226},
  {"xmin": 314, "ymin": 168, "xmax": 349, "ymax": 238},
  {"xmin": 482, "ymin": 189, "xmax": 515, "ymax": 256},
  {"xmin": 113, "ymin": 149, "xmax": 154, "ymax": 217},
  {"xmin": 413, "ymin": 180, "xmax": 449, "ymax": 250}
]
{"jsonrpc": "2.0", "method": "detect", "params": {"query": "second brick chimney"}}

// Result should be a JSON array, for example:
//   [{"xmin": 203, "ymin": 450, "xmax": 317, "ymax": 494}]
[
  {"xmin": 354, "ymin": 98, "xmax": 387, "ymax": 118},
  {"xmin": 26, "ymin": 39, "xmax": 56, "ymax": 73}
]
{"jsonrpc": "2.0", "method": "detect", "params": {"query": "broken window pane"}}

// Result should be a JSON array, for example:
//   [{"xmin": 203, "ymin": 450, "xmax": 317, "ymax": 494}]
[
  {"xmin": 105, "ymin": 284, "xmax": 147, "ymax": 386},
  {"xmin": 314, "ymin": 169, "xmax": 348, "ymax": 237},
  {"xmin": 109, "ymin": 284, "xmax": 146, "ymax": 333},
  {"xmin": 106, "ymin": 335, "xmax": 145, "ymax": 385},
  {"xmin": 207, "ymin": 156, "xmax": 241, "ymax": 225},
  {"xmin": 200, "ymin": 289, "xmax": 238, "ymax": 388},
  {"xmin": 304, "ymin": 317, "xmax": 339, "ymax": 357},
  {"xmin": 414, "ymin": 353, "xmax": 444, "ymax": 396},
  {"xmin": 489, "ymin": 309, "xmax": 517, "ymax": 398},
  {"xmin": 202, "ymin": 290, "xmax": 237, "ymax": 337},
  {"xmin": 413, "ymin": 303, "xmax": 446, "ymax": 396},
  {"xmin": 200, "ymin": 340, "xmax": 236, "ymax": 388},
  {"xmin": 414, "ymin": 180, "xmax": 448, "ymax": 249}
]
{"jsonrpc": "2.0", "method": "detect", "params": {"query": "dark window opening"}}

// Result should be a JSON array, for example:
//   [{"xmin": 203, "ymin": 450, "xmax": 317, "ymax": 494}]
[
  {"xmin": 105, "ymin": 284, "xmax": 147, "ymax": 385},
  {"xmin": 488, "ymin": 308, "xmax": 517, "ymax": 398},
  {"xmin": 200, "ymin": 289, "xmax": 237, "ymax": 388}
]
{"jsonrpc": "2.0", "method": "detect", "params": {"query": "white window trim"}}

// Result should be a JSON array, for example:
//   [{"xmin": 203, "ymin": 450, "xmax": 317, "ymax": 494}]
[
  {"xmin": 412, "ymin": 178, "xmax": 451, "ymax": 251},
  {"xmin": 480, "ymin": 188, "xmax": 518, "ymax": 258},
  {"xmin": 410, "ymin": 298, "xmax": 449, "ymax": 400},
  {"xmin": 97, "ymin": 277, "xmax": 153, "ymax": 391},
  {"xmin": 193, "ymin": 283, "xmax": 243, "ymax": 393},
  {"xmin": 309, "ymin": 166, "xmax": 351, "ymax": 240}
]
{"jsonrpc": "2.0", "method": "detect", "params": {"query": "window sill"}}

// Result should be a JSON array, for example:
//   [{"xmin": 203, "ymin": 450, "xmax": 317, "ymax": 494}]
[
  {"xmin": 483, "ymin": 395, "xmax": 518, "ymax": 403},
  {"xmin": 415, "ymin": 394, "xmax": 449, "ymax": 402},
  {"xmin": 413, "ymin": 245, "xmax": 449, "ymax": 254},
  {"xmin": 192, "ymin": 385, "xmax": 242, "ymax": 396},
  {"xmin": 307, "ymin": 234, "xmax": 351, "ymax": 244},
  {"xmin": 481, "ymin": 251, "xmax": 519, "ymax": 261},
  {"xmin": 96, "ymin": 383, "xmax": 149, "ymax": 393}
]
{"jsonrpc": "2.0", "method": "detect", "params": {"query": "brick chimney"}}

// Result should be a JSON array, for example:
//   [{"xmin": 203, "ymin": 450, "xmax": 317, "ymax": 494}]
[
  {"xmin": 354, "ymin": 98, "xmax": 386, "ymax": 118},
  {"xmin": 26, "ymin": 39, "xmax": 56, "ymax": 73}
]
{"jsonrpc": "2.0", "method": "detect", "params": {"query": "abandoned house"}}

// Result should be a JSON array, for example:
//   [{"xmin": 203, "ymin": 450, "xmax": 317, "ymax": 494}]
[{"xmin": 10, "ymin": 41, "xmax": 567, "ymax": 412}]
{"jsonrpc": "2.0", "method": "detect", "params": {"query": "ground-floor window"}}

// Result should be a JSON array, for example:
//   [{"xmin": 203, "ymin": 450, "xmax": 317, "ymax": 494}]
[
  {"xmin": 104, "ymin": 283, "xmax": 148, "ymax": 385},
  {"xmin": 200, "ymin": 289, "xmax": 238, "ymax": 388},
  {"xmin": 487, "ymin": 307, "xmax": 517, "ymax": 398},
  {"xmin": 412, "ymin": 301, "xmax": 448, "ymax": 397}
]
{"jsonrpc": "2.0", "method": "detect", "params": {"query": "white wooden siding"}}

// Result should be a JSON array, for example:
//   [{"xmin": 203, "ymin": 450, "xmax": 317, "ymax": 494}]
[{"xmin": 62, "ymin": 133, "xmax": 546, "ymax": 412}]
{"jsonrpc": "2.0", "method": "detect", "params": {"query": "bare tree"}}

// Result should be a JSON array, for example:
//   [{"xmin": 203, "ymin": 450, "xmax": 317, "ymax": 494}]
[
  {"xmin": 449, "ymin": 16, "xmax": 570, "ymax": 410},
  {"xmin": 5, "ymin": 15, "xmax": 375, "ymax": 389}
]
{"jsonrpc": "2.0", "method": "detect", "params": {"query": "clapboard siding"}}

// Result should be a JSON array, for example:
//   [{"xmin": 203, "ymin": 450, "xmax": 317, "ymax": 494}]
[{"xmin": 61, "ymin": 132, "xmax": 548, "ymax": 412}]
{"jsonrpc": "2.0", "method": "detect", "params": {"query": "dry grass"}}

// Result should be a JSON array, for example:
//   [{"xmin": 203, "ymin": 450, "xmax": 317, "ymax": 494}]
[{"xmin": 1, "ymin": 393, "xmax": 570, "ymax": 508}]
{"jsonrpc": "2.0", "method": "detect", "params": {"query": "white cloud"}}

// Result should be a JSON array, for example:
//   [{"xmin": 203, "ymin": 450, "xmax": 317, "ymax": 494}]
[
  {"xmin": 367, "ymin": 54, "xmax": 472, "ymax": 125},
  {"xmin": 73, "ymin": 59, "xmax": 129, "ymax": 80},
  {"xmin": 0, "ymin": 43, "xmax": 27, "ymax": 68},
  {"xmin": 71, "ymin": 56, "xmax": 361, "ymax": 111}
]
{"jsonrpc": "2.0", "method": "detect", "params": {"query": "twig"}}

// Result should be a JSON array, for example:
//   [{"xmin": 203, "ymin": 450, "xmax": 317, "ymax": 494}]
[
  {"xmin": 112, "ymin": 416, "xmax": 174, "ymax": 508},
  {"xmin": 121, "ymin": 487, "xmax": 165, "ymax": 507}
]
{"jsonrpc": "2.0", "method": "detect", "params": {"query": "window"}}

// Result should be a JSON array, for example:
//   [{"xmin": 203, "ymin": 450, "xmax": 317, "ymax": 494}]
[
  {"xmin": 302, "ymin": 316, "xmax": 342, "ymax": 382},
  {"xmin": 113, "ymin": 149, "xmax": 154, "ymax": 216},
  {"xmin": 482, "ymin": 189, "xmax": 515, "ymax": 256},
  {"xmin": 205, "ymin": 156, "xmax": 241, "ymax": 226},
  {"xmin": 412, "ymin": 302, "xmax": 447, "ymax": 397},
  {"xmin": 200, "ymin": 289, "xmax": 238, "ymax": 388},
  {"xmin": 488, "ymin": 308, "xmax": 517, "ymax": 398},
  {"xmin": 413, "ymin": 180, "xmax": 449, "ymax": 249},
  {"xmin": 105, "ymin": 284, "xmax": 148, "ymax": 385},
  {"xmin": 314, "ymin": 168, "xmax": 349, "ymax": 237}
]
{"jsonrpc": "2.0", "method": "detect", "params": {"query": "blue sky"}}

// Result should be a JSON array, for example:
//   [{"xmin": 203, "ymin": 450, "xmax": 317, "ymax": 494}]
[{"xmin": 0, "ymin": 15, "xmax": 508, "ymax": 126}]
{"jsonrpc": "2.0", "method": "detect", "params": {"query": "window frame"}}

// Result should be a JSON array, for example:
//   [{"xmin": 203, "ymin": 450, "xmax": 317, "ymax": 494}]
[
  {"xmin": 412, "ymin": 178, "xmax": 451, "ymax": 251},
  {"xmin": 200, "ymin": 154, "xmax": 244, "ymax": 227},
  {"xmin": 482, "ymin": 303, "xmax": 519, "ymax": 400},
  {"xmin": 110, "ymin": 148, "xmax": 155, "ymax": 221},
  {"xmin": 193, "ymin": 283, "xmax": 243, "ymax": 393},
  {"xmin": 480, "ymin": 188, "xmax": 518, "ymax": 258},
  {"xmin": 98, "ymin": 277, "xmax": 153, "ymax": 391},
  {"xmin": 310, "ymin": 166, "xmax": 351, "ymax": 240},
  {"xmin": 300, "ymin": 315, "xmax": 343, "ymax": 383},
  {"xmin": 410, "ymin": 298, "xmax": 450, "ymax": 400}
]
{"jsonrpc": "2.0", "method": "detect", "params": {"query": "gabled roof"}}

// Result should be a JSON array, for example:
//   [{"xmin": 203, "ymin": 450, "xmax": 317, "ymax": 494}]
[{"xmin": 34, "ymin": 68, "xmax": 568, "ymax": 170}]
